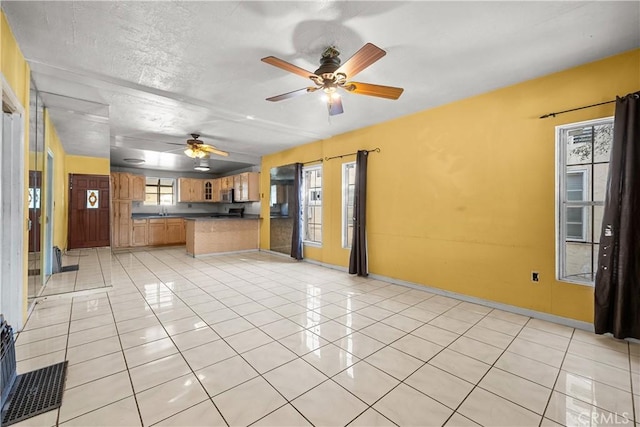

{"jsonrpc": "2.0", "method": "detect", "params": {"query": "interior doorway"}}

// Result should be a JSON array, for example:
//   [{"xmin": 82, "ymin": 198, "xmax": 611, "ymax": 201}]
[
  {"xmin": 43, "ymin": 150, "xmax": 54, "ymax": 279},
  {"xmin": 1, "ymin": 89, "xmax": 25, "ymax": 329},
  {"xmin": 68, "ymin": 174, "xmax": 111, "ymax": 249}
]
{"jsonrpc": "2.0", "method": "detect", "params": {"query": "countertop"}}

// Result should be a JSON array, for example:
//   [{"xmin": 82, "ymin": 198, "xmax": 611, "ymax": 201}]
[
  {"xmin": 131, "ymin": 213, "xmax": 259, "ymax": 220},
  {"xmin": 184, "ymin": 214, "xmax": 260, "ymax": 221}
]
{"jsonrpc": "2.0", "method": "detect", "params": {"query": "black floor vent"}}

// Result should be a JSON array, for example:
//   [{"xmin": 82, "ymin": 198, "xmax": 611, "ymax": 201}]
[
  {"xmin": 1, "ymin": 361, "xmax": 68, "ymax": 426},
  {"xmin": 60, "ymin": 265, "xmax": 79, "ymax": 272}
]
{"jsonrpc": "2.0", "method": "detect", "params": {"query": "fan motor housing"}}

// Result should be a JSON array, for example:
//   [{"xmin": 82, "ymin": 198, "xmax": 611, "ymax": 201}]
[{"xmin": 314, "ymin": 55, "xmax": 341, "ymax": 78}]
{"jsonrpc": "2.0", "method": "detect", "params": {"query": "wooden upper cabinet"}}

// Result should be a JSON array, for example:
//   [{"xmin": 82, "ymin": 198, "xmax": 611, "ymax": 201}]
[
  {"xmin": 212, "ymin": 179, "xmax": 222, "ymax": 202},
  {"xmin": 234, "ymin": 172, "xmax": 259, "ymax": 202},
  {"xmin": 132, "ymin": 175, "xmax": 145, "ymax": 201},
  {"xmin": 112, "ymin": 172, "xmax": 132, "ymax": 200},
  {"xmin": 112, "ymin": 172, "xmax": 146, "ymax": 201},
  {"xmin": 178, "ymin": 178, "xmax": 207, "ymax": 202},
  {"xmin": 220, "ymin": 176, "xmax": 233, "ymax": 191},
  {"xmin": 203, "ymin": 180, "xmax": 214, "ymax": 202},
  {"xmin": 191, "ymin": 179, "xmax": 204, "ymax": 202}
]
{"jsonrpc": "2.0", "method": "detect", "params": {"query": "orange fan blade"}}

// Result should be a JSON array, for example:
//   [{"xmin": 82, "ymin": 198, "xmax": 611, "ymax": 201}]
[
  {"xmin": 335, "ymin": 43, "xmax": 386, "ymax": 79},
  {"xmin": 266, "ymin": 87, "xmax": 317, "ymax": 102},
  {"xmin": 261, "ymin": 56, "xmax": 318, "ymax": 80},
  {"xmin": 344, "ymin": 82, "xmax": 404, "ymax": 100},
  {"xmin": 201, "ymin": 144, "xmax": 229, "ymax": 157}
]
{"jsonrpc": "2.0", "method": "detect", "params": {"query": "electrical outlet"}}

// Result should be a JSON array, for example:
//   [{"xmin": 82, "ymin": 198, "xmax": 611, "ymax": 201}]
[{"xmin": 531, "ymin": 271, "xmax": 539, "ymax": 282}]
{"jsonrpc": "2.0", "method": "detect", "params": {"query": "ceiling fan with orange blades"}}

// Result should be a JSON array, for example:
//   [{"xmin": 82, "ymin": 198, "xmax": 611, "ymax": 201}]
[
  {"xmin": 181, "ymin": 134, "xmax": 229, "ymax": 159},
  {"xmin": 261, "ymin": 43, "xmax": 404, "ymax": 116}
]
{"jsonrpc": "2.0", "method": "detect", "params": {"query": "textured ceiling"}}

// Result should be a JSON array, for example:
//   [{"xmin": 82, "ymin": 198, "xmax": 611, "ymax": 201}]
[{"xmin": 4, "ymin": 1, "xmax": 639, "ymax": 174}]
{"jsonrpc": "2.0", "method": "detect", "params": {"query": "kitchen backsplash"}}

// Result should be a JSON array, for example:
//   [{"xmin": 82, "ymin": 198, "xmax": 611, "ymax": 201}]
[{"xmin": 132, "ymin": 201, "xmax": 260, "ymax": 216}]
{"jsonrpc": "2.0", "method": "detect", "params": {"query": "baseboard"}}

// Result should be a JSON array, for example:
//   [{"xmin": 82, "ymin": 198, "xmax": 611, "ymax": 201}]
[{"xmin": 300, "ymin": 258, "xmax": 593, "ymax": 332}]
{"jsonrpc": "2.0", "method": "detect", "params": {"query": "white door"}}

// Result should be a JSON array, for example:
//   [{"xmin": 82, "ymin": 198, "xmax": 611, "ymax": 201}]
[{"xmin": 1, "ymin": 111, "xmax": 25, "ymax": 330}]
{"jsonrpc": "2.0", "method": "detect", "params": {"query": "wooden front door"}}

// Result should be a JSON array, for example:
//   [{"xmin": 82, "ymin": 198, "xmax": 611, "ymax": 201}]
[
  {"xmin": 28, "ymin": 170, "xmax": 42, "ymax": 252},
  {"xmin": 68, "ymin": 174, "xmax": 110, "ymax": 249}
]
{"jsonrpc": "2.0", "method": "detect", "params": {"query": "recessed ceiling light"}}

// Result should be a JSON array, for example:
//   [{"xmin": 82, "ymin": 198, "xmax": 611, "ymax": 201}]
[{"xmin": 123, "ymin": 158, "xmax": 145, "ymax": 165}]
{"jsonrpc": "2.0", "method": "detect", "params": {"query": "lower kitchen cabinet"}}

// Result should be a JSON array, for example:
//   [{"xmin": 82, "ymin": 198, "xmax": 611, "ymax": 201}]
[
  {"xmin": 148, "ymin": 219, "xmax": 166, "ymax": 246},
  {"xmin": 145, "ymin": 217, "xmax": 186, "ymax": 246},
  {"xmin": 166, "ymin": 218, "xmax": 184, "ymax": 245},
  {"xmin": 112, "ymin": 201, "xmax": 132, "ymax": 248},
  {"xmin": 132, "ymin": 219, "xmax": 148, "ymax": 246}
]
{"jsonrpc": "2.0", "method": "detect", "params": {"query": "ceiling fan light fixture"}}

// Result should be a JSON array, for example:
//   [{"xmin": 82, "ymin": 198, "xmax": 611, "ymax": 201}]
[
  {"xmin": 184, "ymin": 147, "xmax": 207, "ymax": 159},
  {"xmin": 194, "ymin": 158, "xmax": 210, "ymax": 171}
]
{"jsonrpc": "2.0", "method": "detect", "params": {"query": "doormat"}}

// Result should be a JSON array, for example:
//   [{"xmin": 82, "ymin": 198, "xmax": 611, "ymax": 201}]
[
  {"xmin": 1, "ymin": 361, "xmax": 68, "ymax": 426},
  {"xmin": 60, "ymin": 265, "xmax": 79, "ymax": 272}
]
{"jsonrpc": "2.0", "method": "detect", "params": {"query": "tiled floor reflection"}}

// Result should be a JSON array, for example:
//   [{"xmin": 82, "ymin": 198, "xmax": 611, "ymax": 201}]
[
  {"xmin": 14, "ymin": 248, "xmax": 638, "ymax": 426},
  {"xmin": 40, "ymin": 247, "xmax": 112, "ymax": 296}
]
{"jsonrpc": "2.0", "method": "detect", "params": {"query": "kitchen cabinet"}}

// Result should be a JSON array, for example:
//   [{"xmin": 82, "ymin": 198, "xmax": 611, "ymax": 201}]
[
  {"xmin": 132, "ymin": 219, "xmax": 148, "ymax": 246},
  {"xmin": 111, "ymin": 172, "xmax": 145, "ymax": 248},
  {"xmin": 148, "ymin": 219, "xmax": 166, "ymax": 245},
  {"xmin": 112, "ymin": 200, "xmax": 131, "ymax": 248},
  {"xmin": 112, "ymin": 172, "xmax": 132, "ymax": 200},
  {"xmin": 146, "ymin": 218, "xmax": 186, "ymax": 246},
  {"xmin": 132, "ymin": 175, "xmax": 145, "ymax": 202},
  {"xmin": 166, "ymin": 218, "xmax": 184, "ymax": 244},
  {"xmin": 233, "ymin": 172, "xmax": 259, "ymax": 202},
  {"xmin": 212, "ymin": 179, "xmax": 221, "ymax": 202},
  {"xmin": 220, "ymin": 176, "xmax": 233, "ymax": 191},
  {"xmin": 178, "ymin": 178, "xmax": 204, "ymax": 202},
  {"xmin": 203, "ymin": 179, "xmax": 215, "ymax": 202}
]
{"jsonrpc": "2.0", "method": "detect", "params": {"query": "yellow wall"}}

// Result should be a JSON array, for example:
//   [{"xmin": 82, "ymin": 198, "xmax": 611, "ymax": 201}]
[
  {"xmin": 43, "ymin": 110, "xmax": 67, "ymax": 251},
  {"xmin": 261, "ymin": 48, "xmax": 640, "ymax": 323},
  {"xmin": 1, "ymin": 12, "xmax": 31, "ymax": 317}
]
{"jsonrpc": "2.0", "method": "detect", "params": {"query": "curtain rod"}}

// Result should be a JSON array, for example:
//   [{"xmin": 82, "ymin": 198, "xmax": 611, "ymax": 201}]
[
  {"xmin": 539, "ymin": 99, "xmax": 615, "ymax": 119},
  {"xmin": 303, "ymin": 158, "xmax": 323, "ymax": 165},
  {"xmin": 324, "ymin": 147, "xmax": 380, "ymax": 161}
]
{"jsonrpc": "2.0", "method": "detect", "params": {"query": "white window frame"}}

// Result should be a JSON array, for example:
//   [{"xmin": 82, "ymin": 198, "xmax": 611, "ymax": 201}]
[
  {"xmin": 342, "ymin": 162, "xmax": 356, "ymax": 249},
  {"xmin": 565, "ymin": 170, "xmax": 588, "ymax": 242},
  {"xmin": 302, "ymin": 165, "xmax": 322, "ymax": 246},
  {"xmin": 555, "ymin": 116, "xmax": 613, "ymax": 286},
  {"xmin": 144, "ymin": 177, "xmax": 176, "ymax": 206}
]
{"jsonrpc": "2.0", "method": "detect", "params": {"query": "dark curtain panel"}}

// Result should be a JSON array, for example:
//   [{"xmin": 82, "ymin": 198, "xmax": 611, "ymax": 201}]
[
  {"xmin": 349, "ymin": 150, "xmax": 369, "ymax": 276},
  {"xmin": 594, "ymin": 91, "xmax": 640, "ymax": 339},
  {"xmin": 290, "ymin": 162, "xmax": 304, "ymax": 260}
]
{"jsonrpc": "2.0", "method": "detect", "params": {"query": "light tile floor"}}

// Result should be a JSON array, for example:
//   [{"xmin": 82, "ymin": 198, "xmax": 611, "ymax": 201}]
[
  {"xmin": 39, "ymin": 247, "xmax": 112, "ymax": 296},
  {"xmin": 14, "ymin": 248, "xmax": 639, "ymax": 426}
]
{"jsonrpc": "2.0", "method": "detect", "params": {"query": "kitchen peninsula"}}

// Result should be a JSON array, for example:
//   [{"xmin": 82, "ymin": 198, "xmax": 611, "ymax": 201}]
[{"xmin": 185, "ymin": 214, "xmax": 260, "ymax": 256}]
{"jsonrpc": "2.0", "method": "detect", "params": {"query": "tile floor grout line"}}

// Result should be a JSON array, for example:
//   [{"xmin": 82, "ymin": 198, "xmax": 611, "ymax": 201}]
[
  {"xmin": 137, "ymin": 248, "xmax": 426, "ymax": 425},
  {"xmin": 438, "ymin": 311, "xmax": 531, "ymax": 426},
  {"xmin": 53, "ymin": 292, "xmax": 75, "ymax": 427},
  {"xmin": 628, "ymin": 340, "xmax": 637, "ymax": 424},
  {"xmin": 115, "ymin": 250, "xmax": 233, "ymax": 427},
  {"xmin": 538, "ymin": 327, "xmax": 576, "ymax": 427}
]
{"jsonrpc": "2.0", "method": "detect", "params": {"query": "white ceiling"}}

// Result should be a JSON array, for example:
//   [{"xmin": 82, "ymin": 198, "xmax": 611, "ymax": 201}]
[{"xmin": 4, "ymin": 1, "xmax": 639, "ymax": 174}]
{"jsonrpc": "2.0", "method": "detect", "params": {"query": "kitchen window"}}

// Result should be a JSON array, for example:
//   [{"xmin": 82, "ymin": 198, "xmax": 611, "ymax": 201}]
[
  {"xmin": 342, "ymin": 162, "xmax": 356, "ymax": 248},
  {"xmin": 145, "ymin": 177, "xmax": 175, "ymax": 206},
  {"xmin": 303, "ymin": 165, "xmax": 322, "ymax": 245},
  {"xmin": 556, "ymin": 118, "xmax": 612, "ymax": 285}
]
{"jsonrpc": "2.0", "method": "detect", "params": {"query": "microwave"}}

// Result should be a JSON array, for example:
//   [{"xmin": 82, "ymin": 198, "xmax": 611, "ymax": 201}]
[{"xmin": 221, "ymin": 189, "xmax": 234, "ymax": 203}]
